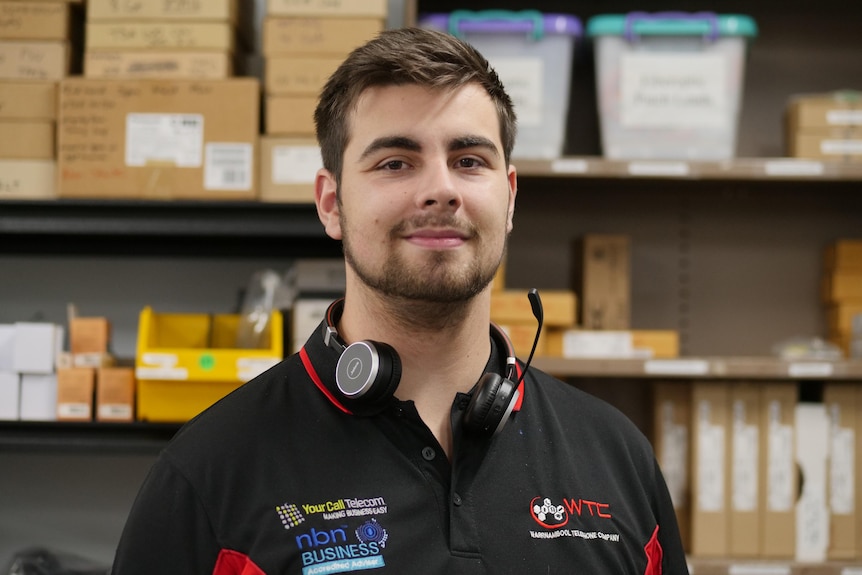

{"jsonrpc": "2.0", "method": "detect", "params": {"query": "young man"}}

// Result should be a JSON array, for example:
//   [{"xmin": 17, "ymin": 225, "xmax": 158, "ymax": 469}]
[{"xmin": 112, "ymin": 28, "xmax": 688, "ymax": 574}]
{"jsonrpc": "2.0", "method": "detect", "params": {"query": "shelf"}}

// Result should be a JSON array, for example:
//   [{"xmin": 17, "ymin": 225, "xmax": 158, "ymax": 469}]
[
  {"xmin": 0, "ymin": 198, "xmax": 341, "ymax": 257},
  {"xmin": 515, "ymin": 157, "xmax": 862, "ymax": 181},
  {"xmin": 0, "ymin": 421, "xmax": 181, "ymax": 454},
  {"xmin": 532, "ymin": 356, "xmax": 862, "ymax": 380}
]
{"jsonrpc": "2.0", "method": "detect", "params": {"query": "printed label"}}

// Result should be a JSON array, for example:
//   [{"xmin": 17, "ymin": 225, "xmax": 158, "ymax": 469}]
[
  {"xmin": 205, "ymin": 142, "xmax": 253, "ymax": 190},
  {"xmin": 488, "ymin": 57, "xmax": 543, "ymax": 127},
  {"xmin": 125, "ymin": 113, "xmax": 203, "ymax": 167},
  {"xmin": 273, "ymin": 145, "xmax": 322, "ymax": 184}
]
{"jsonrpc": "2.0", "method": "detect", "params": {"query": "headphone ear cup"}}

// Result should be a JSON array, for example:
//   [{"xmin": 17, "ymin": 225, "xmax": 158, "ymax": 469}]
[
  {"xmin": 463, "ymin": 372, "xmax": 519, "ymax": 436},
  {"xmin": 335, "ymin": 340, "xmax": 402, "ymax": 415}
]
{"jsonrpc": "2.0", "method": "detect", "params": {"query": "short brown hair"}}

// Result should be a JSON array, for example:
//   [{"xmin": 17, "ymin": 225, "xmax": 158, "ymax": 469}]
[{"xmin": 314, "ymin": 27, "xmax": 517, "ymax": 183}]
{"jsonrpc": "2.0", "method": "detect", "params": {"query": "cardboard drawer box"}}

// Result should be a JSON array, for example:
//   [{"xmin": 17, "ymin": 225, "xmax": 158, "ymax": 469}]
[
  {"xmin": 85, "ymin": 21, "xmax": 235, "ymax": 51},
  {"xmin": 0, "ymin": 120, "xmax": 54, "ymax": 159},
  {"xmin": 0, "ymin": 1, "xmax": 70, "ymax": 40},
  {"xmin": 266, "ymin": 0, "xmax": 387, "ymax": 18},
  {"xmin": 262, "ymin": 17, "xmax": 383, "ymax": 56},
  {"xmin": 85, "ymin": 0, "xmax": 236, "ymax": 21},
  {"xmin": 259, "ymin": 136, "xmax": 320, "ymax": 203},
  {"xmin": 0, "ymin": 81, "xmax": 57, "ymax": 119},
  {"xmin": 0, "ymin": 40, "xmax": 69, "ymax": 80},
  {"xmin": 84, "ymin": 50, "xmax": 232, "ymax": 79},
  {"xmin": 0, "ymin": 159, "xmax": 55, "ymax": 199},
  {"xmin": 58, "ymin": 77, "xmax": 259, "ymax": 199}
]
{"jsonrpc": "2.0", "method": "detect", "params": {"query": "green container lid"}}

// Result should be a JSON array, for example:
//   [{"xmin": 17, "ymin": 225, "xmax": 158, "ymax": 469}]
[{"xmin": 587, "ymin": 12, "xmax": 757, "ymax": 39}]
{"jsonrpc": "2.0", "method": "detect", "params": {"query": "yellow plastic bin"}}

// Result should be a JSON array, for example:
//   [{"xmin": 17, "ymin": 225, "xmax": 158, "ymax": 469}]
[{"xmin": 134, "ymin": 306, "xmax": 284, "ymax": 422}]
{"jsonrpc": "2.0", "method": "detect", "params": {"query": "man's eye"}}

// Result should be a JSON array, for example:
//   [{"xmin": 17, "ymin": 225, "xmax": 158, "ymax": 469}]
[
  {"xmin": 459, "ymin": 158, "xmax": 482, "ymax": 168},
  {"xmin": 382, "ymin": 160, "xmax": 405, "ymax": 170}
]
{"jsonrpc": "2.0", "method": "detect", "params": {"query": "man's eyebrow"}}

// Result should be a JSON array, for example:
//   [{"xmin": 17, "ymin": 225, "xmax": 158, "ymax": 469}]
[
  {"xmin": 449, "ymin": 136, "xmax": 500, "ymax": 158},
  {"xmin": 359, "ymin": 136, "xmax": 421, "ymax": 161}
]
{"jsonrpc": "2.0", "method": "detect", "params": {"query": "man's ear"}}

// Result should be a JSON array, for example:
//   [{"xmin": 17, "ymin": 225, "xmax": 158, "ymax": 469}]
[
  {"xmin": 315, "ymin": 168, "xmax": 342, "ymax": 240},
  {"xmin": 506, "ymin": 164, "xmax": 517, "ymax": 233}
]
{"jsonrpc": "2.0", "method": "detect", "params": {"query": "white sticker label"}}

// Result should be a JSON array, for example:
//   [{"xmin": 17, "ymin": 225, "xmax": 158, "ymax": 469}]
[
  {"xmin": 140, "ymin": 353, "xmax": 178, "ymax": 367},
  {"xmin": 58, "ymin": 403, "xmax": 90, "ymax": 418},
  {"xmin": 728, "ymin": 566, "xmax": 791, "ymax": 575},
  {"xmin": 696, "ymin": 400, "xmax": 725, "ymax": 512},
  {"xmin": 627, "ymin": 162, "xmax": 690, "ymax": 177},
  {"xmin": 829, "ymin": 406, "xmax": 855, "ymax": 514},
  {"xmin": 135, "ymin": 366, "xmax": 188, "ymax": 380},
  {"xmin": 644, "ymin": 359, "xmax": 709, "ymax": 376},
  {"xmin": 205, "ymin": 142, "xmax": 253, "ymax": 190},
  {"xmin": 125, "ymin": 113, "xmax": 203, "ymax": 167},
  {"xmin": 788, "ymin": 362, "xmax": 834, "ymax": 378},
  {"xmin": 237, "ymin": 357, "xmax": 281, "ymax": 382},
  {"xmin": 821, "ymin": 139, "xmax": 862, "ymax": 155},
  {"xmin": 660, "ymin": 401, "xmax": 689, "ymax": 508},
  {"xmin": 826, "ymin": 110, "xmax": 862, "ymax": 125},
  {"xmin": 550, "ymin": 158, "xmax": 588, "ymax": 174},
  {"xmin": 732, "ymin": 400, "xmax": 759, "ymax": 511},
  {"xmin": 767, "ymin": 402, "xmax": 794, "ymax": 511},
  {"xmin": 764, "ymin": 160, "xmax": 824, "ymax": 177},
  {"xmin": 272, "ymin": 145, "xmax": 322, "ymax": 184},
  {"xmin": 620, "ymin": 53, "xmax": 727, "ymax": 128},
  {"xmin": 98, "ymin": 404, "xmax": 133, "ymax": 419},
  {"xmin": 489, "ymin": 57, "xmax": 543, "ymax": 127}
]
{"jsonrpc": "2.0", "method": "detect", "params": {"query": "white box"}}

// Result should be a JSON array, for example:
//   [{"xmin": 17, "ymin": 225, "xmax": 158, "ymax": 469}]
[
  {"xmin": 0, "ymin": 324, "xmax": 14, "ymax": 371},
  {"xmin": 19, "ymin": 374, "xmax": 57, "ymax": 421},
  {"xmin": 291, "ymin": 298, "xmax": 336, "ymax": 355},
  {"xmin": 0, "ymin": 371, "xmax": 20, "ymax": 420},
  {"xmin": 587, "ymin": 12, "xmax": 757, "ymax": 160},
  {"xmin": 12, "ymin": 322, "xmax": 62, "ymax": 374},
  {"xmin": 420, "ymin": 11, "xmax": 582, "ymax": 160}
]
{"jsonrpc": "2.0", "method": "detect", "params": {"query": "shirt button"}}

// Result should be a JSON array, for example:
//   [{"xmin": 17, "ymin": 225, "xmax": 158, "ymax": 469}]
[
  {"xmin": 421, "ymin": 446, "xmax": 436, "ymax": 461},
  {"xmin": 453, "ymin": 493, "xmax": 463, "ymax": 506}
]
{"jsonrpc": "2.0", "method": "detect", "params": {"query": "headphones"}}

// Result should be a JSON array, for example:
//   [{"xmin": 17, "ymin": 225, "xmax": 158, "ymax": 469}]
[{"xmin": 322, "ymin": 298, "xmax": 521, "ymax": 437}]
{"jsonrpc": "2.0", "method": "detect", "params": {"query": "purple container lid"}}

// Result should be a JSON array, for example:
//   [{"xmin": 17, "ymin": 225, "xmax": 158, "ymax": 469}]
[{"xmin": 420, "ymin": 10, "xmax": 582, "ymax": 40}]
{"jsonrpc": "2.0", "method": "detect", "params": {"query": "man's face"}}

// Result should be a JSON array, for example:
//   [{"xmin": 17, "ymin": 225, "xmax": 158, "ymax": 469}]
[{"xmin": 324, "ymin": 83, "xmax": 516, "ymax": 303}]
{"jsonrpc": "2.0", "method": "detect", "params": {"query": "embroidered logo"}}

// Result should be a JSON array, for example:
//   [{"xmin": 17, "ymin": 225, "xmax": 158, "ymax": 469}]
[{"xmin": 276, "ymin": 503, "xmax": 306, "ymax": 530}]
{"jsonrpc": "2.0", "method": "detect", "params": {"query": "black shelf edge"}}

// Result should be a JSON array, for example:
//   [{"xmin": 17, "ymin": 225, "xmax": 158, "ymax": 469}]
[{"xmin": 0, "ymin": 421, "xmax": 182, "ymax": 454}]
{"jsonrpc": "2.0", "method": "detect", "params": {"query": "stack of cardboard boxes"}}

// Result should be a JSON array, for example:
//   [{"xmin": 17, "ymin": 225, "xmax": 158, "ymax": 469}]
[
  {"xmin": 0, "ymin": 0, "xmax": 81, "ymax": 199},
  {"xmin": 787, "ymin": 92, "xmax": 862, "ymax": 163},
  {"xmin": 82, "ymin": 0, "xmax": 239, "ymax": 79},
  {"xmin": 824, "ymin": 239, "xmax": 862, "ymax": 357},
  {"xmin": 654, "ymin": 379, "xmax": 862, "ymax": 563},
  {"xmin": 258, "ymin": 0, "xmax": 387, "ymax": 202}
]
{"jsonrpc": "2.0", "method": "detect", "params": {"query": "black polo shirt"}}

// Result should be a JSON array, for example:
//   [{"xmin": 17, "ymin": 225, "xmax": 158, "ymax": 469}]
[{"xmin": 112, "ymin": 319, "xmax": 688, "ymax": 574}]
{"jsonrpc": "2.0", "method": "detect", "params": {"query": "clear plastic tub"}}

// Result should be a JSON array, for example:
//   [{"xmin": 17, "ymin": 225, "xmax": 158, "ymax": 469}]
[
  {"xmin": 420, "ymin": 10, "xmax": 582, "ymax": 160},
  {"xmin": 587, "ymin": 12, "xmax": 757, "ymax": 160}
]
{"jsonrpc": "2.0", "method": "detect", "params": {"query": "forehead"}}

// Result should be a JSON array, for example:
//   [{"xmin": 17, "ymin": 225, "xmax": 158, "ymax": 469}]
[{"xmin": 347, "ymin": 83, "xmax": 502, "ymax": 148}]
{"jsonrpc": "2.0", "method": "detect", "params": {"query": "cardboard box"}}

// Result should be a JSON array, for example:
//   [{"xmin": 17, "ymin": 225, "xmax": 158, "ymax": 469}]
[
  {"xmin": 0, "ymin": 371, "xmax": 20, "ymax": 420},
  {"xmin": 259, "ymin": 136, "xmax": 320, "ymax": 203},
  {"xmin": 0, "ymin": 159, "xmax": 56, "ymax": 199},
  {"xmin": 824, "ymin": 239, "xmax": 862, "ymax": 271},
  {"xmin": 0, "ymin": 81, "xmax": 57, "ymax": 119},
  {"xmin": 787, "ymin": 93, "xmax": 862, "ymax": 133},
  {"xmin": 96, "ymin": 366, "xmax": 134, "ymax": 422},
  {"xmin": 290, "ymin": 297, "xmax": 333, "ymax": 354},
  {"xmin": 828, "ymin": 303, "xmax": 862, "ymax": 336},
  {"xmin": 0, "ymin": 40, "xmax": 69, "ymax": 79},
  {"xmin": 496, "ymin": 323, "xmax": 547, "ymax": 359},
  {"xmin": 57, "ymin": 77, "xmax": 259, "ymax": 199},
  {"xmin": 822, "ymin": 271, "xmax": 862, "ymax": 303},
  {"xmin": 84, "ymin": 50, "xmax": 232, "ymax": 79},
  {"xmin": 265, "ymin": 94, "xmax": 316, "ymax": 135},
  {"xmin": 56, "ymin": 367, "xmax": 94, "ymax": 421},
  {"xmin": 262, "ymin": 17, "xmax": 384, "ymax": 56},
  {"xmin": 0, "ymin": 324, "xmax": 13, "ymax": 370},
  {"xmin": 86, "ymin": 0, "xmax": 236, "ymax": 21},
  {"xmin": 759, "ymin": 382, "xmax": 797, "ymax": 559},
  {"xmin": 795, "ymin": 402, "xmax": 829, "ymax": 563},
  {"xmin": 264, "ymin": 55, "xmax": 341, "ymax": 95},
  {"xmin": 651, "ymin": 381, "xmax": 692, "ymax": 552},
  {"xmin": 857, "ymin": 384, "xmax": 862, "ymax": 562},
  {"xmin": 69, "ymin": 316, "xmax": 110, "ymax": 354},
  {"xmin": 545, "ymin": 329, "xmax": 636, "ymax": 359},
  {"xmin": 0, "ymin": 1, "xmax": 70, "ymax": 40},
  {"xmin": 631, "ymin": 330, "xmax": 680, "ymax": 359},
  {"xmin": 822, "ymin": 384, "xmax": 858, "ymax": 560},
  {"xmin": 0, "ymin": 119, "xmax": 53, "ymax": 158},
  {"xmin": 266, "ymin": 0, "xmax": 387, "ymax": 18},
  {"xmin": 691, "ymin": 381, "xmax": 730, "ymax": 558},
  {"xmin": 85, "ymin": 21, "xmax": 234, "ymax": 51},
  {"xmin": 572, "ymin": 234, "xmax": 631, "ymax": 330},
  {"xmin": 12, "ymin": 322, "xmax": 61, "ymax": 374},
  {"xmin": 491, "ymin": 289, "xmax": 576, "ymax": 328},
  {"xmin": 19, "ymin": 373, "xmax": 57, "ymax": 420},
  {"xmin": 728, "ymin": 382, "xmax": 761, "ymax": 558}
]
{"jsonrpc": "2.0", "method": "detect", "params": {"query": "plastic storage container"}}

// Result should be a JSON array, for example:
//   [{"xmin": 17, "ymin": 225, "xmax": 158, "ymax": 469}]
[
  {"xmin": 135, "ymin": 306, "xmax": 283, "ymax": 422},
  {"xmin": 420, "ymin": 10, "xmax": 582, "ymax": 160},
  {"xmin": 587, "ymin": 12, "xmax": 757, "ymax": 160}
]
